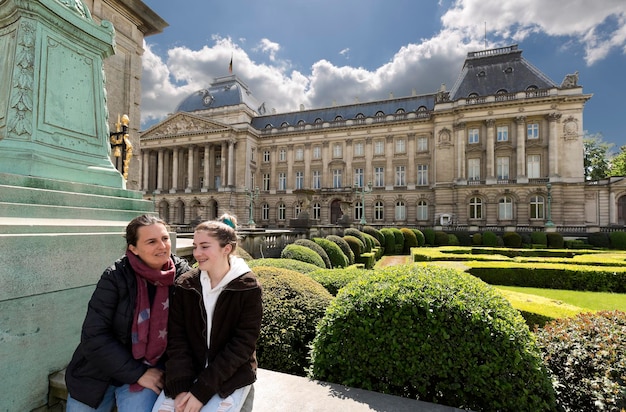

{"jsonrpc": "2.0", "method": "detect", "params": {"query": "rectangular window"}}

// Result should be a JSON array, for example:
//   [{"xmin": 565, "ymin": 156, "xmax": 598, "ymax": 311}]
[
  {"xmin": 468, "ymin": 128, "xmax": 479, "ymax": 144},
  {"xmin": 374, "ymin": 167, "xmax": 384, "ymax": 187},
  {"xmin": 332, "ymin": 169, "xmax": 342, "ymax": 188},
  {"xmin": 417, "ymin": 164, "xmax": 428, "ymax": 186},
  {"xmin": 295, "ymin": 171, "xmax": 304, "ymax": 189},
  {"xmin": 262, "ymin": 204, "xmax": 269, "ymax": 220},
  {"xmin": 417, "ymin": 136, "xmax": 428, "ymax": 151},
  {"xmin": 262, "ymin": 173, "xmax": 270, "ymax": 191},
  {"xmin": 278, "ymin": 203, "xmax": 285, "ymax": 220},
  {"xmin": 468, "ymin": 158, "xmax": 481, "ymax": 181},
  {"xmin": 499, "ymin": 197, "xmax": 513, "ymax": 220},
  {"xmin": 374, "ymin": 140, "xmax": 385, "ymax": 155},
  {"xmin": 333, "ymin": 143, "xmax": 342, "ymax": 158},
  {"xmin": 263, "ymin": 150, "xmax": 270, "ymax": 162},
  {"xmin": 312, "ymin": 170, "xmax": 321, "ymax": 189},
  {"xmin": 395, "ymin": 139, "xmax": 406, "ymax": 154},
  {"xmin": 395, "ymin": 166, "xmax": 406, "ymax": 186},
  {"xmin": 395, "ymin": 202, "xmax": 406, "ymax": 220},
  {"xmin": 278, "ymin": 172, "xmax": 286, "ymax": 190},
  {"xmin": 354, "ymin": 168, "xmax": 364, "ymax": 187},
  {"xmin": 279, "ymin": 149, "xmax": 286, "ymax": 161},
  {"xmin": 313, "ymin": 146, "xmax": 321, "ymax": 159},
  {"xmin": 497, "ymin": 156, "xmax": 509, "ymax": 180},
  {"xmin": 497, "ymin": 125, "xmax": 508, "ymax": 142},
  {"xmin": 354, "ymin": 142, "xmax": 364, "ymax": 157},
  {"xmin": 417, "ymin": 201, "xmax": 428, "ymax": 220},
  {"xmin": 295, "ymin": 148, "xmax": 304, "ymax": 161},
  {"xmin": 527, "ymin": 123, "xmax": 539, "ymax": 139},
  {"xmin": 527, "ymin": 154, "xmax": 541, "ymax": 178}
]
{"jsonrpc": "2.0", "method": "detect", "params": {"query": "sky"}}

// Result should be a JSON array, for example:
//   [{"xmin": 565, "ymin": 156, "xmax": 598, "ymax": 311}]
[{"xmin": 140, "ymin": 0, "xmax": 626, "ymax": 150}]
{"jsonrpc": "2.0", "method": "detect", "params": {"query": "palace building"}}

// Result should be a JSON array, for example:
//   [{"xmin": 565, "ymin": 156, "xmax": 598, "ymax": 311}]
[{"xmin": 139, "ymin": 44, "xmax": 626, "ymax": 231}]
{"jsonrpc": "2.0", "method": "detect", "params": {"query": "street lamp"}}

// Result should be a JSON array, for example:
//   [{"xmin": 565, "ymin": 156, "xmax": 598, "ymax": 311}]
[
  {"xmin": 355, "ymin": 181, "xmax": 373, "ymax": 225},
  {"xmin": 246, "ymin": 187, "xmax": 260, "ymax": 226},
  {"xmin": 545, "ymin": 182, "xmax": 554, "ymax": 228}
]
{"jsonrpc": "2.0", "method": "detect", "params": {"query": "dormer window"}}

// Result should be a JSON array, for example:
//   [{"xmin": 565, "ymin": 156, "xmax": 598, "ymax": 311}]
[
  {"xmin": 395, "ymin": 108, "xmax": 405, "ymax": 114},
  {"xmin": 496, "ymin": 89, "xmax": 508, "ymax": 95},
  {"xmin": 375, "ymin": 111, "xmax": 385, "ymax": 117},
  {"xmin": 334, "ymin": 115, "xmax": 343, "ymax": 121},
  {"xmin": 264, "ymin": 124, "xmax": 273, "ymax": 129},
  {"xmin": 504, "ymin": 67, "xmax": 513, "ymax": 74},
  {"xmin": 477, "ymin": 71, "xmax": 486, "ymax": 77},
  {"xmin": 280, "ymin": 122, "xmax": 289, "ymax": 128},
  {"xmin": 314, "ymin": 118, "xmax": 323, "ymax": 124},
  {"xmin": 468, "ymin": 93, "xmax": 479, "ymax": 98}
]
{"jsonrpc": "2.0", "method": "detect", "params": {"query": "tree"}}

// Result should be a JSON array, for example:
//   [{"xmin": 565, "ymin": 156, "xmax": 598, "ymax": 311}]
[
  {"xmin": 583, "ymin": 132, "xmax": 613, "ymax": 181},
  {"xmin": 609, "ymin": 145, "xmax": 626, "ymax": 177}
]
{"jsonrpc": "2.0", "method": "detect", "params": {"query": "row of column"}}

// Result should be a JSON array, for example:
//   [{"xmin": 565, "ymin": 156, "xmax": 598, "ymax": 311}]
[{"xmin": 142, "ymin": 140, "xmax": 236, "ymax": 193}]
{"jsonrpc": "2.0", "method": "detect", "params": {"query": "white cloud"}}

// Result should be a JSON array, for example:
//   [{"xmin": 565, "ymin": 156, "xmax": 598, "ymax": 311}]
[{"xmin": 140, "ymin": 0, "xmax": 626, "ymax": 129}]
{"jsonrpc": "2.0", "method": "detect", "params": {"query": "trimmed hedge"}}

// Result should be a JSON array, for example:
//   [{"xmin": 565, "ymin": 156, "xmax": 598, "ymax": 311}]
[
  {"xmin": 546, "ymin": 232, "xmax": 564, "ymax": 249},
  {"xmin": 344, "ymin": 235, "xmax": 364, "ymax": 258},
  {"xmin": 362, "ymin": 225, "xmax": 385, "ymax": 247},
  {"xmin": 400, "ymin": 228, "xmax": 418, "ymax": 254},
  {"xmin": 412, "ymin": 229, "xmax": 425, "ymax": 247},
  {"xmin": 248, "ymin": 258, "xmax": 322, "ymax": 274},
  {"xmin": 536, "ymin": 311, "xmax": 626, "ymax": 412},
  {"xmin": 380, "ymin": 228, "xmax": 395, "ymax": 256},
  {"xmin": 308, "ymin": 267, "xmax": 371, "ymax": 296},
  {"xmin": 294, "ymin": 239, "xmax": 332, "ymax": 268},
  {"xmin": 588, "ymin": 232, "xmax": 610, "ymax": 248},
  {"xmin": 502, "ymin": 232, "xmax": 522, "ymax": 248},
  {"xmin": 312, "ymin": 237, "xmax": 349, "ymax": 268},
  {"xmin": 609, "ymin": 231, "xmax": 626, "ymax": 250},
  {"xmin": 433, "ymin": 230, "xmax": 449, "ymax": 246},
  {"xmin": 281, "ymin": 244, "xmax": 326, "ymax": 268},
  {"xmin": 531, "ymin": 231, "xmax": 548, "ymax": 247},
  {"xmin": 255, "ymin": 266, "xmax": 333, "ymax": 376},
  {"xmin": 344, "ymin": 228, "xmax": 369, "ymax": 252},
  {"xmin": 309, "ymin": 265, "xmax": 557, "ymax": 411},
  {"xmin": 423, "ymin": 228, "xmax": 435, "ymax": 246},
  {"xmin": 390, "ymin": 228, "xmax": 404, "ymax": 254},
  {"xmin": 482, "ymin": 230, "xmax": 498, "ymax": 247},
  {"xmin": 326, "ymin": 235, "xmax": 355, "ymax": 265}
]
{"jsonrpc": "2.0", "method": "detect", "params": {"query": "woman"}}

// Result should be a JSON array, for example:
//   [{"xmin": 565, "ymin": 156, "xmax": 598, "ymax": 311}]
[
  {"xmin": 65, "ymin": 214, "xmax": 191, "ymax": 411},
  {"xmin": 153, "ymin": 220, "xmax": 263, "ymax": 412}
]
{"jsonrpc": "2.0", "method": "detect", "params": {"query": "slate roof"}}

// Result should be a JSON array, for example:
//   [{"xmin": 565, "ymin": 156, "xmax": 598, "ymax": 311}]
[
  {"xmin": 175, "ymin": 75, "xmax": 263, "ymax": 114},
  {"xmin": 448, "ymin": 44, "xmax": 557, "ymax": 100}
]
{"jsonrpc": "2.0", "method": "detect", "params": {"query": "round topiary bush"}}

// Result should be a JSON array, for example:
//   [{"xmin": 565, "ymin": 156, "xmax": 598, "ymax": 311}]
[
  {"xmin": 294, "ymin": 238, "xmax": 332, "ymax": 268},
  {"xmin": 344, "ymin": 228, "xmax": 370, "ymax": 252},
  {"xmin": 343, "ymin": 235, "xmax": 363, "ymax": 258},
  {"xmin": 390, "ymin": 227, "xmax": 404, "ymax": 254},
  {"xmin": 536, "ymin": 311, "xmax": 626, "ymax": 412},
  {"xmin": 363, "ymin": 233, "xmax": 383, "ymax": 260},
  {"xmin": 326, "ymin": 235, "xmax": 355, "ymax": 265},
  {"xmin": 308, "ymin": 267, "xmax": 371, "ymax": 296},
  {"xmin": 423, "ymin": 228, "xmax": 436, "ymax": 246},
  {"xmin": 412, "ymin": 229, "xmax": 425, "ymax": 247},
  {"xmin": 400, "ymin": 228, "xmax": 418, "ymax": 254},
  {"xmin": 379, "ymin": 228, "xmax": 395, "ymax": 256},
  {"xmin": 281, "ymin": 244, "xmax": 326, "ymax": 268},
  {"xmin": 609, "ymin": 231, "xmax": 626, "ymax": 250},
  {"xmin": 312, "ymin": 237, "xmax": 349, "ymax": 268},
  {"xmin": 546, "ymin": 232, "xmax": 564, "ymax": 249},
  {"xmin": 472, "ymin": 232, "xmax": 482, "ymax": 245},
  {"xmin": 531, "ymin": 231, "xmax": 548, "ymax": 247},
  {"xmin": 588, "ymin": 232, "xmax": 610, "ymax": 248},
  {"xmin": 503, "ymin": 231, "xmax": 522, "ymax": 248},
  {"xmin": 482, "ymin": 230, "xmax": 499, "ymax": 247},
  {"xmin": 248, "ymin": 258, "xmax": 321, "ymax": 274},
  {"xmin": 447, "ymin": 233, "xmax": 459, "ymax": 246},
  {"xmin": 433, "ymin": 230, "xmax": 449, "ymax": 246},
  {"xmin": 310, "ymin": 265, "xmax": 557, "ymax": 411},
  {"xmin": 255, "ymin": 266, "xmax": 333, "ymax": 376},
  {"xmin": 362, "ymin": 225, "xmax": 385, "ymax": 247}
]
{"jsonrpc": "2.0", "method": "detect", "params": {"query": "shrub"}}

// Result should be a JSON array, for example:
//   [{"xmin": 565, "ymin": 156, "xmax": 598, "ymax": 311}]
[
  {"xmin": 255, "ymin": 266, "xmax": 333, "ymax": 376},
  {"xmin": 546, "ymin": 232, "xmax": 564, "ymax": 249},
  {"xmin": 400, "ymin": 228, "xmax": 418, "ymax": 254},
  {"xmin": 363, "ymin": 233, "xmax": 383, "ymax": 259},
  {"xmin": 326, "ymin": 235, "xmax": 355, "ymax": 265},
  {"xmin": 482, "ymin": 231, "xmax": 498, "ymax": 247},
  {"xmin": 433, "ymin": 230, "xmax": 449, "ymax": 246},
  {"xmin": 248, "ymin": 258, "xmax": 321, "ymax": 274},
  {"xmin": 412, "ymin": 229, "xmax": 425, "ymax": 247},
  {"xmin": 502, "ymin": 232, "xmax": 522, "ymax": 248},
  {"xmin": 343, "ymin": 235, "xmax": 364, "ymax": 258},
  {"xmin": 281, "ymin": 244, "xmax": 325, "ymax": 268},
  {"xmin": 390, "ymin": 228, "xmax": 404, "ymax": 254},
  {"xmin": 452, "ymin": 231, "xmax": 472, "ymax": 246},
  {"xmin": 609, "ymin": 231, "xmax": 626, "ymax": 250},
  {"xmin": 472, "ymin": 232, "xmax": 482, "ymax": 245},
  {"xmin": 310, "ymin": 265, "xmax": 557, "ymax": 411},
  {"xmin": 531, "ymin": 231, "xmax": 548, "ymax": 247},
  {"xmin": 447, "ymin": 234, "xmax": 459, "ymax": 246},
  {"xmin": 588, "ymin": 232, "xmax": 610, "ymax": 248},
  {"xmin": 308, "ymin": 267, "xmax": 372, "ymax": 296},
  {"xmin": 380, "ymin": 228, "xmax": 395, "ymax": 256},
  {"xmin": 423, "ymin": 228, "xmax": 436, "ymax": 246},
  {"xmin": 235, "ymin": 246, "xmax": 253, "ymax": 260},
  {"xmin": 362, "ymin": 225, "xmax": 385, "ymax": 246},
  {"xmin": 536, "ymin": 311, "xmax": 626, "ymax": 412},
  {"xmin": 312, "ymin": 237, "xmax": 349, "ymax": 268},
  {"xmin": 344, "ymin": 228, "xmax": 369, "ymax": 252},
  {"xmin": 294, "ymin": 239, "xmax": 332, "ymax": 268}
]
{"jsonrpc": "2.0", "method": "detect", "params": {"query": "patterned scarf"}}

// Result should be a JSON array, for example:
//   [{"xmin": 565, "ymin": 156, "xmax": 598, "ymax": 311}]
[{"xmin": 126, "ymin": 250, "xmax": 175, "ymax": 391}]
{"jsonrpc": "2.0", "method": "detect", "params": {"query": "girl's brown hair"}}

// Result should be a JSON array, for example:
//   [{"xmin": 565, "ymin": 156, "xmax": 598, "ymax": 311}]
[{"xmin": 194, "ymin": 220, "xmax": 238, "ymax": 254}]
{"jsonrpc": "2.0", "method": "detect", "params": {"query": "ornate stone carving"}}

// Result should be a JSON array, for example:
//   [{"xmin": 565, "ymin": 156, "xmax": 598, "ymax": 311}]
[
  {"xmin": 562, "ymin": 116, "xmax": 579, "ymax": 140},
  {"xmin": 7, "ymin": 21, "xmax": 36, "ymax": 139},
  {"xmin": 560, "ymin": 71, "xmax": 579, "ymax": 88}
]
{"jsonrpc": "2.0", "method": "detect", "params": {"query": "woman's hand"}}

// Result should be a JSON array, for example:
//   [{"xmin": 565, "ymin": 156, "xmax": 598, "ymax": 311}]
[
  {"xmin": 175, "ymin": 392, "xmax": 203, "ymax": 412},
  {"xmin": 137, "ymin": 367, "xmax": 164, "ymax": 394}
]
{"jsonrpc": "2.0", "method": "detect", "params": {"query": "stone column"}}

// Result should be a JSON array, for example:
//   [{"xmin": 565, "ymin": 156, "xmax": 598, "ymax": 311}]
[
  {"xmin": 287, "ymin": 144, "xmax": 294, "ymax": 189},
  {"xmin": 322, "ymin": 141, "xmax": 330, "ymax": 188},
  {"xmin": 304, "ymin": 143, "xmax": 311, "ymax": 188},
  {"xmin": 364, "ymin": 136, "xmax": 373, "ymax": 184},
  {"xmin": 485, "ymin": 119, "xmax": 495, "ymax": 179},
  {"xmin": 202, "ymin": 144, "xmax": 210, "ymax": 192},
  {"xmin": 170, "ymin": 147, "xmax": 179, "ymax": 193},
  {"xmin": 270, "ymin": 146, "xmax": 277, "ymax": 191},
  {"xmin": 220, "ymin": 141, "xmax": 227, "ymax": 189},
  {"xmin": 185, "ymin": 145, "xmax": 194, "ymax": 193},
  {"xmin": 454, "ymin": 123, "xmax": 466, "ymax": 180},
  {"xmin": 156, "ymin": 149, "xmax": 164, "ymax": 193},
  {"xmin": 548, "ymin": 113, "xmax": 561, "ymax": 177},
  {"xmin": 515, "ymin": 116, "xmax": 526, "ymax": 179},
  {"xmin": 227, "ymin": 139, "xmax": 235, "ymax": 187},
  {"xmin": 345, "ymin": 139, "xmax": 353, "ymax": 186},
  {"xmin": 385, "ymin": 135, "xmax": 393, "ymax": 188},
  {"xmin": 407, "ymin": 134, "xmax": 416, "ymax": 188},
  {"xmin": 142, "ymin": 150, "xmax": 150, "ymax": 191}
]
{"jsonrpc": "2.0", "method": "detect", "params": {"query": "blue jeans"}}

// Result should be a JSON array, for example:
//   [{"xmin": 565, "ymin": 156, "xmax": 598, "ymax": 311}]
[
  {"xmin": 151, "ymin": 385, "xmax": 252, "ymax": 412},
  {"xmin": 67, "ymin": 384, "xmax": 159, "ymax": 412}
]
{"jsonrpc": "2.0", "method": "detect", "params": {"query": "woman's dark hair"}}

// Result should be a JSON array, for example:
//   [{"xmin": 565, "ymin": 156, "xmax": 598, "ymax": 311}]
[
  {"xmin": 195, "ymin": 220, "xmax": 238, "ymax": 255},
  {"xmin": 125, "ymin": 214, "xmax": 168, "ymax": 247}
]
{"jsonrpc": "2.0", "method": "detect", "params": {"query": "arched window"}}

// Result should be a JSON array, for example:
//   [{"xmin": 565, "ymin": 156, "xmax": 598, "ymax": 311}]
[
  {"xmin": 312, "ymin": 202, "xmax": 321, "ymax": 220},
  {"xmin": 526, "ymin": 85, "xmax": 538, "ymax": 91},
  {"xmin": 297, "ymin": 119, "xmax": 306, "ymax": 125},
  {"xmin": 499, "ymin": 196, "xmax": 513, "ymax": 220},
  {"xmin": 355, "ymin": 113, "xmax": 365, "ymax": 119},
  {"xmin": 334, "ymin": 115, "xmax": 343, "ymax": 121},
  {"xmin": 294, "ymin": 202, "xmax": 301, "ymax": 217},
  {"xmin": 264, "ymin": 124, "xmax": 273, "ymax": 129},
  {"xmin": 375, "ymin": 111, "xmax": 385, "ymax": 117},
  {"xmin": 417, "ymin": 200, "xmax": 428, "ymax": 221},
  {"xmin": 262, "ymin": 203, "xmax": 270, "ymax": 220},
  {"xmin": 469, "ymin": 197, "xmax": 482, "ymax": 219},
  {"xmin": 395, "ymin": 200, "xmax": 406, "ymax": 220},
  {"xmin": 374, "ymin": 201, "xmax": 384, "ymax": 221},
  {"xmin": 280, "ymin": 122, "xmax": 289, "ymax": 128},
  {"xmin": 496, "ymin": 89, "xmax": 508, "ymax": 95},
  {"xmin": 530, "ymin": 196, "xmax": 544, "ymax": 219},
  {"xmin": 395, "ymin": 108, "xmax": 405, "ymax": 114},
  {"xmin": 314, "ymin": 118, "xmax": 323, "ymax": 124},
  {"xmin": 468, "ymin": 92, "xmax": 479, "ymax": 98}
]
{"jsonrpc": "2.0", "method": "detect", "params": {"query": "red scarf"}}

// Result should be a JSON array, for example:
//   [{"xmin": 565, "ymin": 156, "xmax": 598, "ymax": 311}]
[{"xmin": 126, "ymin": 250, "xmax": 175, "ymax": 391}]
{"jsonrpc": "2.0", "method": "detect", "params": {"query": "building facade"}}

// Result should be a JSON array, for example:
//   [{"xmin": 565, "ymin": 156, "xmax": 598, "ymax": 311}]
[{"xmin": 140, "ymin": 45, "xmax": 626, "ymax": 231}]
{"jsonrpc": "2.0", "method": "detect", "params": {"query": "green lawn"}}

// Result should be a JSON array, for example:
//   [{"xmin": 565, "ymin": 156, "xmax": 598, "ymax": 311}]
[{"xmin": 495, "ymin": 285, "xmax": 626, "ymax": 312}]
